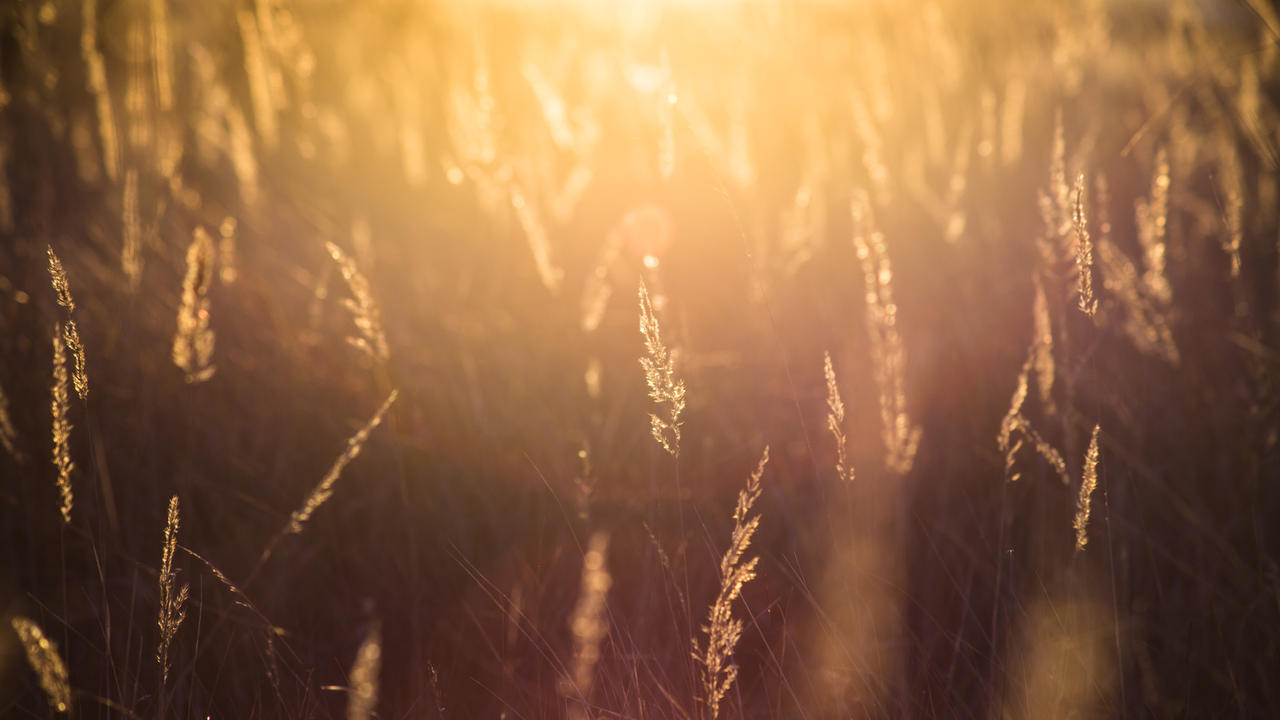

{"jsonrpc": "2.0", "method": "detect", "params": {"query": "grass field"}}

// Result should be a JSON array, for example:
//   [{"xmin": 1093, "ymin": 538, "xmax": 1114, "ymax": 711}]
[{"xmin": 2, "ymin": 0, "xmax": 1279, "ymax": 717}]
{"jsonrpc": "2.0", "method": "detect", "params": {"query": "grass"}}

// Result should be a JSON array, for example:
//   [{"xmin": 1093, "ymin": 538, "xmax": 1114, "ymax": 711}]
[{"xmin": 1, "ymin": 0, "xmax": 1279, "ymax": 717}]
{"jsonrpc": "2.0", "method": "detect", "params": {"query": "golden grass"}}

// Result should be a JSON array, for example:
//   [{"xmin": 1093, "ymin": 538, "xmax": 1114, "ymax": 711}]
[
  {"xmin": 173, "ymin": 229, "xmax": 217, "ymax": 382},
  {"xmin": 287, "ymin": 390, "xmax": 398, "ymax": 535},
  {"xmin": 10, "ymin": 617, "xmax": 71, "ymax": 713},
  {"xmin": 998, "ymin": 338, "xmax": 1070, "ymax": 486},
  {"xmin": 1072, "ymin": 173, "xmax": 1097, "ymax": 318},
  {"xmin": 157, "ymin": 495, "xmax": 189, "ymax": 684},
  {"xmin": 638, "ymin": 281, "xmax": 685, "ymax": 457},
  {"xmin": 325, "ymin": 241, "xmax": 390, "ymax": 362},
  {"xmin": 694, "ymin": 446, "xmax": 768, "ymax": 720},
  {"xmin": 1074, "ymin": 425, "xmax": 1101, "ymax": 552},
  {"xmin": 823, "ymin": 351, "xmax": 853, "ymax": 484},
  {"xmin": 851, "ymin": 194, "xmax": 920, "ymax": 475},
  {"xmin": 46, "ymin": 247, "xmax": 88, "ymax": 400},
  {"xmin": 5, "ymin": 1, "xmax": 1278, "ymax": 716},
  {"xmin": 50, "ymin": 326, "xmax": 74, "ymax": 524}
]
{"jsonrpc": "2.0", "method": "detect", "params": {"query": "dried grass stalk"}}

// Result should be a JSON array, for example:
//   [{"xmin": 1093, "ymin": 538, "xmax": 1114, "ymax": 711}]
[
  {"xmin": 157, "ymin": 495, "xmax": 189, "ymax": 684},
  {"xmin": 288, "ymin": 390, "xmax": 398, "ymax": 534},
  {"xmin": 638, "ymin": 281, "xmax": 685, "ymax": 457},
  {"xmin": 998, "ymin": 346, "xmax": 1032, "ymax": 482},
  {"xmin": 1074, "ymin": 425, "xmax": 1101, "ymax": 552},
  {"xmin": 47, "ymin": 247, "xmax": 88, "ymax": 400},
  {"xmin": 173, "ymin": 228, "xmax": 217, "ymax": 382},
  {"xmin": 325, "ymin": 241, "xmax": 390, "ymax": 362},
  {"xmin": 823, "ymin": 351, "xmax": 853, "ymax": 483},
  {"xmin": 1097, "ymin": 238, "xmax": 1180, "ymax": 365},
  {"xmin": 11, "ymin": 617, "xmax": 71, "ymax": 713},
  {"xmin": 852, "ymin": 194, "xmax": 921, "ymax": 474},
  {"xmin": 51, "ymin": 327, "xmax": 74, "ymax": 523},
  {"xmin": 1072, "ymin": 173, "xmax": 1098, "ymax": 317},
  {"xmin": 693, "ymin": 446, "xmax": 768, "ymax": 720},
  {"xmin": 998, "ymin": 333, "xmax": 1070, "ymax": 485}
]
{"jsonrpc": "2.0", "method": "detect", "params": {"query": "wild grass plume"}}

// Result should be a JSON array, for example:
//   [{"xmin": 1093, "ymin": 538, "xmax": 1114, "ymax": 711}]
[
  {"xmin": 693, "ymin": 446, "xmax": 768, "ymax": 720},
  {"xmin": 1074, "ymin": 425, "xmax": 1101, "ymax": 552},
  {"xmin": 173, "ymin": 228, "xmax": 217, "ymax": 382},
  {"xmin": 10, "ymin": 617, "xmax": 71, "ymax": 713},
  {"xmin": 1072, "ymin": 173, "xmax": 1097, "ymax": 317},
  {"xmin": 851, "ymin": 194, "xmax": 920, "ymax": 474},
  {"xmin": 287, "ymin": 390, "xmax": 398, "ymax": 535},
  {"xmin": 46, "ymin": 247, "xmax": 88, "ymax": 400},
  {"xmin": 638, "ymin": 281, "xmax": 684, "ymax": 457},
  {"xmin": 1097, "ymin": 190, "xmax": 1181, "ymax": 368},
  {"xmin": 157, "ymin": 495, "xmax": 189, "ymax": 684},
  {"xmin": 325, "ymin": 241, "xmax": 390, "ymax": 362},
  {"xmin": 998, "ymin": 336, "xmax": 1070, "ymax": 485},
  {"xmin": 50, "ymin": 327, "xmax": 74, "ymax": 523},
  {"xmin": 823, "ymin": 351, "xmax": 853, "ymax": 483}
]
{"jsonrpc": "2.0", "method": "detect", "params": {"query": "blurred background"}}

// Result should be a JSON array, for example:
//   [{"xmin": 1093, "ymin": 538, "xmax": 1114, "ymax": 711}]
[{"xmin": 1, "ymin": 0, "xmax": 1279, "ymax": 717}]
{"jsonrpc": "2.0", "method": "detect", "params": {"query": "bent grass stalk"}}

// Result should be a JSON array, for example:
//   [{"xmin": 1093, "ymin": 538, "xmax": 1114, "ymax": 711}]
[
  {"xmin": 823, "ymin": 351, "xmax": 853, "ymax": 483},
  {"xmin": 47, "ymin": 247, "xmax": 88, "ymax": 400},
  {"xmin": 289, "ymin": 390, "xmax": 398, "ymax": 535},
  {"xmin": 693, "ymin": 446, "xmax": 768, "ymax": 719},
  {"xmin": 51, "ymin": 327, "xmax": 74, "ymax": 523},
  {"xmin": 851, "ymin": 194, "xmax": 921, "ymax": 474},
  {"xmin": 639, "ymin": 281, "xmax": 684, "ymax": 457},
  {"xmin": 326, "ymin": 241, "xmax": 390, "ymax": 362},
  {"xmin": 1074, "ymin": 425, "xmax": 1101, "ymax": 552},
  {"xmin": 157, "ymin": 495, "xmax": 189, "ymax": 685},
  {"xmin": 1072, "ymin": 173, "xmax": 1097, "ymax": 317}
]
